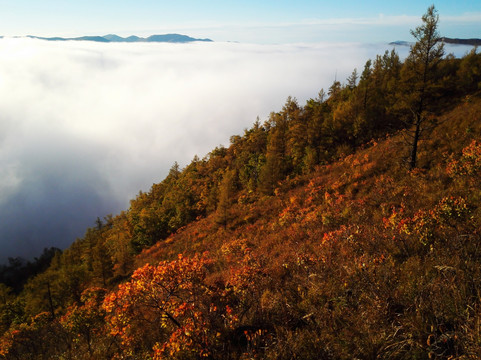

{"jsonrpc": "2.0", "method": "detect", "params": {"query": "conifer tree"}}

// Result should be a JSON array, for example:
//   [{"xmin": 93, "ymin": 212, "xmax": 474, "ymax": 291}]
[
  {"xmin": 347, "ymin": 68, "xmax": 358, "ymax": 89},
  {"xmin": 360, "ymin": 60, "xmax": 372, "ymax": 111},
  {"xmin": 216, "ymin": 169, "xmax": 236, "ymax": 228},
  {"xmin": 259, "ymin": 110, "xmax": 290, "ymax": 194},
  {"xmin": 401, "ymin": 5, "xmax": 444, "ymax": 169}
]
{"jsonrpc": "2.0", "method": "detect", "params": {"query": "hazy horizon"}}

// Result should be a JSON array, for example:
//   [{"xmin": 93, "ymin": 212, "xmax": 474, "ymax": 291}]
[{"xmin": 1, "ymin": 1, "xmax": 480, "ymax": 44}]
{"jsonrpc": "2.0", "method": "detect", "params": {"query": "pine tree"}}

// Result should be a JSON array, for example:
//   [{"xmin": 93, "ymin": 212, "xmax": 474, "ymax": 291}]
[
  {"xmin": 402, "ymin": 5, "xmax": 445, "ymax": 169},
  {"xmin": 347, "ymin": 68, "xmax": 358, "ymax": 89},
  {"xmin": 259, "ymin": 110, "xmax": 290, "ymax": 194},
  {"xmin": 216, "ymin": 169, "xmax": 236, "ymax": 228}
]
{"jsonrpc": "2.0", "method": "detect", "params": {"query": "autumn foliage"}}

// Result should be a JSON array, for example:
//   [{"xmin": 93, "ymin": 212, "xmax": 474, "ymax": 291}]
[{"xmin": 103, "ymin": 254, "xmax": 213, "ymax": 358}]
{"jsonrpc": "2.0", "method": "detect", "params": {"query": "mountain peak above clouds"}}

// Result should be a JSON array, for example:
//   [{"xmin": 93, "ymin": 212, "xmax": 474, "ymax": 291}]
[
  {"xmin": 390, "ymin": 37, "xmax": 481, "ymax": 47},
  {"xmin": 22, "ymin": 33, "xmax": 213, "ymax": 43}
]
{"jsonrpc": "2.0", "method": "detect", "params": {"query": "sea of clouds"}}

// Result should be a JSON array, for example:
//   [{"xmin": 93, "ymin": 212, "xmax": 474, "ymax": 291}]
[{"xmin": 0, "ymin": 38, "xmax": 474, "ymax": 261}]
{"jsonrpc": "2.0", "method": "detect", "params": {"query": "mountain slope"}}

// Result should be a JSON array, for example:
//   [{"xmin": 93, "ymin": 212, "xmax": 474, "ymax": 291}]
[
  {"xmin": 2, "ymin": 91, "xmax": 481, "ymax": 360},
  {"xmin": 133, "ymin": 95, "xmax": 481, "ymax": 359}
]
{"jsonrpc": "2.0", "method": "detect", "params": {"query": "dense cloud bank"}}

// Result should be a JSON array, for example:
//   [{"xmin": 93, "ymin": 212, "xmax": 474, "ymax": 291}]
[{"xmin": 0, "ymin": 38, "xmax": 474, "ymax": 261}]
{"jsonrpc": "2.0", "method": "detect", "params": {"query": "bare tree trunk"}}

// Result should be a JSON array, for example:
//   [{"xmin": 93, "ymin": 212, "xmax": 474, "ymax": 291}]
[
  {"xmin": 410, "ymin": 115, "xmax": 422, "ymax": 170},
  {"xmin": 47, "ymin": 281, "xmax": 55, "ymax": 320}
]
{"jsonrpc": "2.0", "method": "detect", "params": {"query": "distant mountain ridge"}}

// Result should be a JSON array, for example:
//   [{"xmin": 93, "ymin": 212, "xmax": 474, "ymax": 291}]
[
  {"xmin": 390, "ymin": 37, "xmax": 481, "ymax": 46},
  {"xmin": 440, "ymin": 37, "xmax": 481, "ymax": 46},
  {"xmin": 23, "ymin": 33, "xmax": 213, "ymax": 43}
]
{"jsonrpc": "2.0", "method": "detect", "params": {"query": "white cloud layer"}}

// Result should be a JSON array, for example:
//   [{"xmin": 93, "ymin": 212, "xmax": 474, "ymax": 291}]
[{"xmin": 0, "ymin": 38, "xmax": 475, "ymax": 261}]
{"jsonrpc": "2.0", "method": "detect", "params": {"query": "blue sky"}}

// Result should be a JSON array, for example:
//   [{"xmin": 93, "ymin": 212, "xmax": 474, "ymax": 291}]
[{"xmin": 1, "ymin": 0, "xmax": 480, "ymax": 43}]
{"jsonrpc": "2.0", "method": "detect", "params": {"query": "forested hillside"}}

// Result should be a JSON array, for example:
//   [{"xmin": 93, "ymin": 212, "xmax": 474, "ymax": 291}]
[{"xmin": 1, "ymin": 7, "xmax": 481, "ymax": 359}]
